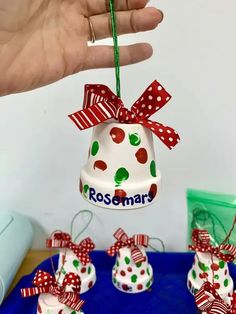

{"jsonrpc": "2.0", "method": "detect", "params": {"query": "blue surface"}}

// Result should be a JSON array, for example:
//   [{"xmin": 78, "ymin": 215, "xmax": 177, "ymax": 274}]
[{"xmin": 1, "ymin": 252, "xmax": 236, "ymax": 314}]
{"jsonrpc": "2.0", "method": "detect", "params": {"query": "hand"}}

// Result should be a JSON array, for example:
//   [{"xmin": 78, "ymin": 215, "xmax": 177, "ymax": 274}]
[{"xmin": 0, "ymin": 0, "xmax": 163, "ymax": 96}]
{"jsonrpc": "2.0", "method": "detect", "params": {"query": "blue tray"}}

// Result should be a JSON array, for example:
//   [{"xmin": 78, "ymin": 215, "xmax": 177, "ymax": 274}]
[{"xmin": 1, "ymin": 252, "xmax": 235, "ymax": 314}]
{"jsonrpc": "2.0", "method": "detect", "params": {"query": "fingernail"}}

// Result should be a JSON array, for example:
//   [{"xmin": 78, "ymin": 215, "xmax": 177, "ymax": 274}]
[{"xmin": 158, "ymin": 10, "xmax": 164, "ymax": 23}]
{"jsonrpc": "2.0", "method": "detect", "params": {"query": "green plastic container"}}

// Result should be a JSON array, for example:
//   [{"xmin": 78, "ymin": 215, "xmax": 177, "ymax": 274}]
[{"xmin": 187, "ymin": 189, "xmax": 236, "ymax": 248}]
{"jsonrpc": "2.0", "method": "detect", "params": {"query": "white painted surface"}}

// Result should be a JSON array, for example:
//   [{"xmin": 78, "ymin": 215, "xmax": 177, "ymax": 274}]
[{"xmin": 0, "ymin": 0, "xmax": 236, "ymax": 250}]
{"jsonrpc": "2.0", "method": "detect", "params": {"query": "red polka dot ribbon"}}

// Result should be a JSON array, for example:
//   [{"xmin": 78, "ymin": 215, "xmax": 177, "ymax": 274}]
[
  {"xmin": 107, "ymin": 228, "xmax": 149, "ymax": 264},
  {"xmin": 46, "ymin": 232, "xmax": 95, "ymax": 265},
  {"xmin": 195, "ymin": 282, "xmax": 231, "ymax": 314},
  {"xmin": 21, "ymin": 270, "xmax": 84, "ymax": 311},
  {"xmin": 189, "ymin": 229, "xmax": 236, "ymax": 263},
  {"xmin": 68, "ymin": 81, "xmax": 180, "ymax": 150}
]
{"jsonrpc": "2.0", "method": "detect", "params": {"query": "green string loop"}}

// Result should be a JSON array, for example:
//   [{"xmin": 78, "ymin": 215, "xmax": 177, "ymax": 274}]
[{"xmin": 109, "ymin": 0, "xmax": 121, "ymax": 98}]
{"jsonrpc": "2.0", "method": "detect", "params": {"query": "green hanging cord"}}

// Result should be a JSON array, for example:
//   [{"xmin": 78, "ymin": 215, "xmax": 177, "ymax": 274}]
[{"xmin": 109, "ymin": 0, "xmax": 121, "ymax": 98}]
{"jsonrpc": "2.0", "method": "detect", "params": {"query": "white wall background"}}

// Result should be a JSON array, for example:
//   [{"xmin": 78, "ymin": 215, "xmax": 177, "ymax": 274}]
[{"xmin": 0, "ymin": 0, "xmax": 236, "ymax": 251}]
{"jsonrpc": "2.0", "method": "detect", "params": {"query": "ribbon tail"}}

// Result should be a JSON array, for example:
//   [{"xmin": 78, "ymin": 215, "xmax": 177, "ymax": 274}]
[
  {"xmin": 21, "ymin": 286, "xmax": 47, "ymax": 298},
  {"xmin": 59, "ymin": 292, "xmax": 85, "ymax": 311},
  {"xmin": 107, "ymin": 241, "xmax": 124, "ymax": 257},
  {"xmin": 139, "ymin": 120, "xmax": 180, "ymax": 150},
  {"xmin": 133, "ymin": 234, "xmax": 149, "ymax": 248},
  {"xmin": 131, "ymin": 246, "xmax": 146, "ymax": 264}
]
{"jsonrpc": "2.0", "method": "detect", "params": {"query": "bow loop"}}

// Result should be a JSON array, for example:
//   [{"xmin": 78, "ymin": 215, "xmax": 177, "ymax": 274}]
[
  {"xmin": 189, "ymin": 229, "xmax": 236, "ymax": 263},
  {"xmin": 107, "ymin": 228, "xmax": 149, "ymax": 264},
  {"xmin": 69, "ymin": 80, "xmax": 180, "ymax": 150},
  {"xmin": 46, "ymin": 232, "xmax": 95, "ymax": 265},
  {"xmin": 21, "ymin": 270, "xmax": 84, "ymax": 312}
]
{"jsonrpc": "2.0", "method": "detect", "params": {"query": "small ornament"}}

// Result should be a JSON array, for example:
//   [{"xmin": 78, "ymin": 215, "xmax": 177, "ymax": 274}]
[
  {"xmin": 21, "ymin": 270, "xmax": 85, "ymax": 314},
  {"xmin": 195, "ymin": 282, "xmax": 236, "ymax": 313},
  {"xmin": 187, "ymin": 228, "xmax": 236, "ymax": 299},
  {"xmin": 46, "ymin": 232, "xmax": 96, "ymax": 294},
  {"xmin": 68, "ymin": 80, "xmax": 180, "ymax": 210},
  {"xmin": 107, "ymin": 228, "xmax": 153, "ymax": 293}
]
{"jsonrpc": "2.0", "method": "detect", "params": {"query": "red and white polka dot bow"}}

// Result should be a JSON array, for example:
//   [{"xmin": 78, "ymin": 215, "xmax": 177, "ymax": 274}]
[
  {"xmin": 195, "ymin": 282, "xmax": 231, "ymax": 314},
  {"xmin": 21, "ymin": 270, "xmax": 84, "ymax": 311},
  {"xmin": 68, "ymin": 80, "xmax": 180, "ymax": 150},
  {"xmin": 46, "ymin": 232, "xmax": 95, "ymax": 265},
  {"xmin": 107, "ymin": 228, "xmax": 149, "ymax": 264},
  {"xmin": 189, "ymin": 229, "xmax": 236, "ymax": 263}
]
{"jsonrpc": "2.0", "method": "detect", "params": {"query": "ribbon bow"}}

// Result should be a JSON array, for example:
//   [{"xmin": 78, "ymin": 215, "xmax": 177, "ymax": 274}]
[
  {"xmin": 189, "ymin": 229, "xmax": 236, "ymax": 263},
  {"xmin": 68, "ymin": 81, "xmax": 180, "ymax": 150},
  {"xmin": 46, "ymin": 232, "xmax": 95, "ymax": 265},
  {"xmin": 195, "ymin": 282, "xmax": 231, "ymax": 314},
  {"xmin": 21, "ymin": 270, "xmax": 84, "ymax": 312},
  {"xmin": 107, "ymin": 228, "xmax": 149, "ymax": 264}
]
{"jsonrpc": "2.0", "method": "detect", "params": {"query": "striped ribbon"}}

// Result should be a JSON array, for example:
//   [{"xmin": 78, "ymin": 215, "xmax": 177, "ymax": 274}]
[
  {"xmin": 189, "ymin": 229, "xmax": 236, "ymax": 262},
  {"xmin": 68, "ymin": 80, "xmax": 180, "ymax": 150},
  {"xmin": 21, "ymin": 270, "xmax": 84, "ymax": 311},
  {"xmin": 107, "ymin": 228, "xmax": 149, "ymax": 264},
  {"xmin": 195, "ymin": 282, "xmax": 231, "ymax": 314},
  {"xmin": 46, "ymin": 232, "xmax": 95, "ymax": 265}
]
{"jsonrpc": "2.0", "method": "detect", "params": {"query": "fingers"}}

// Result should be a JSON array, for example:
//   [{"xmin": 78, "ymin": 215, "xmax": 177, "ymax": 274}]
[
  {"xmin": 87, "ymin": 7, "xmax": 163, "ymax": 41},
  {"xmin": 86, "ymin": 0, "xmax": 149, "ymax": 16},
  {"xmin": 82, "ymin": 43, "xmax": 153, "ymax": 70}
]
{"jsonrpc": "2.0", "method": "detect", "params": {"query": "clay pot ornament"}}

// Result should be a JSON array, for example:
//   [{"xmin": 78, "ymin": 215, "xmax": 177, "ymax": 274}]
[
  {"xmin": 21, "ymin": 270, "xmax": 85, "ymax": 314},
  {"xmin": 68, "ymin": 80, "xmax": 180, "ymax": 210},
  {"xmin": 187, "ymin": 228, "xmax": 236, "ymax": 301},
  {"xmin": 46, "ymin": 232, "xmax": 96, "ymax": 294},
  {"xmin": 107, "ymin": 228, "xmax": 153, "ymax": 293}
]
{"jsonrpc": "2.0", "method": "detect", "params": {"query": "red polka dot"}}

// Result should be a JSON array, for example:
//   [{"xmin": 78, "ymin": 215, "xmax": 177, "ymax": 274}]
[
  {"xmin": 137, "ymin": 284, "xmax": 143, "ymax": 290},
  {"xmin": 140, "ymin": 270, "xmax": 145, "ymax": 275},
  {"xmin": 79, "ymin": 180, "xmax": 83, "ymax": 193},
  {"xmin": 118, "ymin": 251, "xmax": 121, "ymax": 258},
  {"xmin": 188, "ymin": 280, "xmax": 192, "ymax": 289},
  {"xmin": 127, "ymin": 267, "xmax": 132, "ymax": 272},
  {"xmin": 37, "ymin": 303, "xmax": 42, "ymax": 314},
  {"xmin": 110, "ymin": 128, "xmax": 125, "ymax": 144},
  {"xmin": 149, "ymin": 184, "xmax": 157, "ymax": 199},
  {"xmin": 135, "ymin": 148, "xmax": 148, "ymax": 164},
  {"xmin": 93, "ymin": 160, "xmax": 107, "ymax": 171},
  {"xmin": 88, "ymin": 281, "xmax": 93, "ymax": 289},
  {"xmin": 211, "ymin": 263, "xmax": 219, "ymax": 271},
  {"xmin": 225, "ymin": 269, "xmax": 228, "ymax": 275},
  {"xmin": 81, "ymin": 267, "xmax": 86, "ymax": 273},
  {"xmin": 120, "ymin": 270, "xmax": 126, "ymax": 276},
  {"xmin": 122, "ymin": 284, "xmax": 129, "ymax": 291},
  {"xmin": 214, "ymin": 283, "xmax": 220, "ymax": 290}
]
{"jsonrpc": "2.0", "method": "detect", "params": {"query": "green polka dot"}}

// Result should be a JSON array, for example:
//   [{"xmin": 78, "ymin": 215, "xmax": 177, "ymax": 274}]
[
  {"xmin": 147, "ymin": 268, "xmax": 150, "ymax": 276},
  {"xmin": 73, "ymin": 259, "xmax": 79, "ymax": 269},
  {"xmin": 146, "ymin": 280, "xmax": 151, "ymax": 288},
  {"xmin": 150, "ymin": 160, "xmax": 157, "ymax": 177},
  {"xmin": 224, "ymin": 279, "xmax": 229, "ymax": 287},
  {"xmin": 113, "ymin": 277, "xmax": 117, "ymax": 284},
  {"xmin": 114, "ymin": 167, "xmax": 129, "ymax": 185},
  {"xmin": 83, "ymin": 184, "xmax": 89, "ymax": 193},
  {"xmin": 116, "ymin": 260, "xmax": 119, "ymax": 267},
  {"xmin": 131, "ymin": 274, "xmax": 137, "ymax": 283},
  {"xmin": 214, "ymin": 274, "xmax": 219, "ymax": 280},
  {"xmin": 71, "ymin": 311, "xmax": 76, "ymax": 314},
  {"xmin": 125, "ymin": 257, "xmax": 130, "ymax": 265},
  {"xmin": 219, "ymin": 261, "xmax": 225, "ymax": 269},
  {"xmin": 129, "ymin": 133, "xmax": 141, "ymax": 146},
  {"xmin": 91, "ymin": 141, "xmax": 99, "ymax": 156},
  {"xmin": 88, "ymin": 266, "xmax": 92, "ymax": 274},
  {"xmin": 61, "ymin": 267, "xmax": 66, "ymax": 275},
  {"xmin": 192, "ymin": 270, "xmax": 196, "ymax": 279},
  {"xmin": 136, "ymin": 262, "xmax": 142, "ymax": 268},
  {"xmin": 198, "ymin": 262, "xmax": 209, "ymax": 272}
]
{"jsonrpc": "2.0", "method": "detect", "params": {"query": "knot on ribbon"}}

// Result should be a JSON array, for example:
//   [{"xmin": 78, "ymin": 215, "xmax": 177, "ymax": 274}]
[
  {"xmin": 21, "ymin": 270, "xmax": 84, "ymax": 312},
  {"xmin": 68, "ymin": 80, "xmax": 180, "ymax": 150},
  {"xmin": 189, "ymin": 229, "xmax": 236, "ymax": 263},
  {"xmin": 107, "ymin": 228, "xmax": 149, "ymax": 264},
  {"xmin": 46, "ymin": 232, "xmax": 95, "ymax": 265},
  {"xmin": 195, "ymin": 282, "xmax": 235, "ymax": 314}
]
